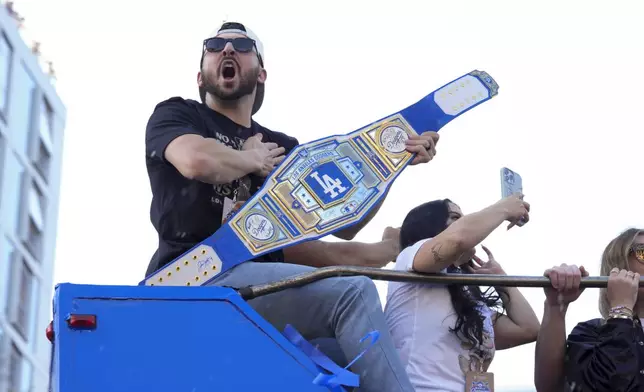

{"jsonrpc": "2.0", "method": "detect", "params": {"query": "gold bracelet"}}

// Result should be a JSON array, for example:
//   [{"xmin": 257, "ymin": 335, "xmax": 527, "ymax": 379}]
[
  {"xmin": 613, "ymin": 310, "xmax": 634, "ymax": 318},
  {"xmin": 608, "ymin": 313, "xmax": 633, "ymax": 320}
]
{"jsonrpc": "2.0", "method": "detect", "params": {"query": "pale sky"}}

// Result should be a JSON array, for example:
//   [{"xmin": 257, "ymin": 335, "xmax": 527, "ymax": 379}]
[{"xmin": 14, "ymin": 0, "xmax": 644, "ymax": 390}]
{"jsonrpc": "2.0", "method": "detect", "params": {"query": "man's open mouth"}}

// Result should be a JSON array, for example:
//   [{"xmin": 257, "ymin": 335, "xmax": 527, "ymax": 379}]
[{"xmin": 221, "ymin": 61, "xmax": 237, "ymax": 80}]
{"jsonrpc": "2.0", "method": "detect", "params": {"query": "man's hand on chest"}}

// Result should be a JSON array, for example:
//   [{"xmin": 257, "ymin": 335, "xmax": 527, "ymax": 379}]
[{"xmin": 241, "ymin": 133, "xmax": 287, "ymax": 177}]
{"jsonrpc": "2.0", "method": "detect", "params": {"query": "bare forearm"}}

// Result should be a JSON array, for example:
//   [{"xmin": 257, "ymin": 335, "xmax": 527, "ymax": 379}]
[
  {"xmin": 445, "ymin": 204, "xmax": 508, "ymax": 250},
  {"xmin": 336, "ymin": 238, "xmax": 399, "ymax": 267},
  {"xmin": 413, "ymin": 204, "xmax": 509, "ymax": 273},
  {"xmin": 191, "ymin": 140, "xmax": 260, "ymax": 184},
  {"xmin": 535, "ymin": 302, "xmax": 567, "ymax": 392},
  {"xmin": 284, "ymin": 239, "xmax": 399, "ymax": 268},
  {"xmin": 497, "ymin": 287, "xmax": 540, "ymax": 345}
]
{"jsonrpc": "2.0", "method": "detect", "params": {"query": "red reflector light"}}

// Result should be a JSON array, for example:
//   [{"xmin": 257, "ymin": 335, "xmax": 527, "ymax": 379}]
[
  {"xmin": 46, "ymin": 321, "xmax": 54, "ymax": 342},
  {"xmin": 66, "ymin": 314, "xmax": 97, "ymax": 330}
]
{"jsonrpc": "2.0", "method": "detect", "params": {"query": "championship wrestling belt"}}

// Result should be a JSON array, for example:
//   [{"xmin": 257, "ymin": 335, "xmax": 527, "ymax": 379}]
[{"xmin": 142, "ymin": 70, "xmax": 499, "ymax": 287}]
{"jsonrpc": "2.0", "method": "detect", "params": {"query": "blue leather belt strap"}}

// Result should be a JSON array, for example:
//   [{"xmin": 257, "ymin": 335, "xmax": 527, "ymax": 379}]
[{"xmin": 141, "ymin": 70, "xmax": 499, "ymax": 288}]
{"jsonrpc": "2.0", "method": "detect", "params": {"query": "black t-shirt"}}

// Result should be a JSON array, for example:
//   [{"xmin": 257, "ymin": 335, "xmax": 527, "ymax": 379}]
[{"xmin": 144, "ymin": 97, "xmax": 299, "ymax": 276}]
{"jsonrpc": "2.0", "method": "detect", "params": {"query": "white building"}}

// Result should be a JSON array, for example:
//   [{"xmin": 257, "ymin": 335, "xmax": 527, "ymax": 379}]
[{"xmin": 0, "ymin": 3, "xmax": 66, "ymax": 392}]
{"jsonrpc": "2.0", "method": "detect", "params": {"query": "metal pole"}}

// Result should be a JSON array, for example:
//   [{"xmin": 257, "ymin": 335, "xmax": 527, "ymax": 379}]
[{"xmin": 237, "ymin": 266, "xmax": 639, "ymax": 301}]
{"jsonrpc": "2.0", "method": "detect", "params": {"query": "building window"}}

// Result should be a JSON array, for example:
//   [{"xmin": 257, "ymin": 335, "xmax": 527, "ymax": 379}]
[
  {"xmin": 8, "ymin": 344, "xmax": 21, "ymax": 392},
  {"xmin": 0, "ymin": 235, "xmax": 13, "ymax": 315},
  {"xmin": 0, "ymin": 32, "xmax": 11, "ymax": 119},
  {"xmin": 0, "ymin": 324, "xmax": 6, "ymax": 384},
  {"xmin": 20, "ymin": 178, "xmax": 46, "ymax": 261},
  {"xmin": 0, "ymin": 132, "xmax": 4, "ymax": 172},
  {"xmin": 8, "ymin": 63, "xmax": 36, "ymax": 155},
  {"xmin": 0, "ymin": 133, "xmax": 6, "ymax": 202},
  {"xmin": 3, "ymin": 343, "xmax": 33, "ymax": 392},
  {"xmin": 20, "ymin": 349, "xmax": 34, "ymax": 392},
  {"xmin": 32, "ymin": 98, "xmax": 54, "ymax": 183},
  {"xmin": 5, "ymin": 252, "xmax": 40, "ymax": 346},
  {"xmin": 0, "ymin": 150, "xmax": 26, "ymax": 235}
]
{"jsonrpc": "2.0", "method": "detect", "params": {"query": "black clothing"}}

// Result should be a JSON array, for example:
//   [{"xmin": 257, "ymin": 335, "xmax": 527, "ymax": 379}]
[
  {"xmin": 144, "ymin": 97, "xmax": 299, "ymax": 276},
  {"xmin": 565, "ymin": 317, "xmax": 644, "ymax": 391}
]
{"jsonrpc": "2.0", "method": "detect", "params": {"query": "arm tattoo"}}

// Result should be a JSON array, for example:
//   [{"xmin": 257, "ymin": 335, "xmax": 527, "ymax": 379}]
[{"xmin": 430, "ymin": 242, "xmax": 446, "ymax": 264}]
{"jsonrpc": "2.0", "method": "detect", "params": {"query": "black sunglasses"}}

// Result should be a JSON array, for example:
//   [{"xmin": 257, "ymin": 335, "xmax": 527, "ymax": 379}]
[
  {"xmin": 630, "ymin": 243, "xmax": 644, "ymax": 262},
  {"xmin": 202, "ymin": 37, "xmax": 263, "ymax": 67},
  {"xmin": 204, "ymin": 37, "xmax": 256, "ymax": 53}
]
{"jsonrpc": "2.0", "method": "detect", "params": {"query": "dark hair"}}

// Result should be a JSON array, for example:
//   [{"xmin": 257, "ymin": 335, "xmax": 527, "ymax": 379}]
[{"xmin": 400, "ymin": 199, "xmax": 507, "ymax": 348}]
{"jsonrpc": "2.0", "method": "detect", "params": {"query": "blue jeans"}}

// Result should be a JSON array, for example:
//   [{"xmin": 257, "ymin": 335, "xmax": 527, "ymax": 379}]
[{"xmin": 207, "ymin": 262, "xmax": 414, "ymax": 392}]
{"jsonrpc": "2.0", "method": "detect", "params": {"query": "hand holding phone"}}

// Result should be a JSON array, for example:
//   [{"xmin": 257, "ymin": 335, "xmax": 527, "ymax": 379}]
[{"xmin": 500, "ymin": 167, "xmax": 527, "ymax": 228}]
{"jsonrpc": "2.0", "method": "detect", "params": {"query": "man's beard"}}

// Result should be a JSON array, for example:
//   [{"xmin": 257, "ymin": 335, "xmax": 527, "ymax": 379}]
[{"xmin": 202, "ymin": 66, "xmax": 260, "ymax": 102}]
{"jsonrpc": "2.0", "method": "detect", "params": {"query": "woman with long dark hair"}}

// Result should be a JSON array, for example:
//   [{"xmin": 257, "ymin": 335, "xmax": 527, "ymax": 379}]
[{"xmin": 384, "ymin": 195, "xmax": 541, "ymax": 391}]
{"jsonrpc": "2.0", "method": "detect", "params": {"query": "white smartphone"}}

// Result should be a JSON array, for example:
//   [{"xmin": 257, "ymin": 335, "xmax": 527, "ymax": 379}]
[
  {"xmin": 500, "ymin": 167, "xmax": 523, "ymax": 198},
  {"xmin": 500, "ymin": 167, "xmax": 526, "ymax": 226}
]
